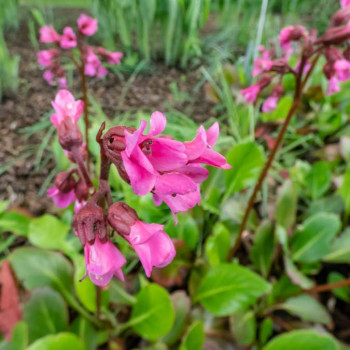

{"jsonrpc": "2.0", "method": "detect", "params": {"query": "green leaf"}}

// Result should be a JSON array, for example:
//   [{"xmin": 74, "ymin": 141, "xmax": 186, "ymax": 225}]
[
  {"xmin": 259, "ymin": 318, "xmax": 273, "ymax": 345},
  {"xmin": 305, "ymin": 161, "xmax": 331, "ymax": 200},
  {"xmin": 195, "ymin": 263, "xmax": 270, "ymax": 316},
  {"xmin": 275, "ymin": 180, "xmax": 298, "ymax": 230},
  {"xmin": 70, "ymin": 317, "xmax": 97, "ymax": 350},
  {"xmin": 229, "ymin": 309, "xmax": 256, "ymax": 346},
  {"xmin": 339, "ymin": 168, "xmax": 350, "ymax": 215},
  {"xmin": 10, "ymin": 321, "xmax": 28, "ymax": 350},
  {"xmin": 0, "ymin": 211, "xmax": 31, "ymax": 236},
  {"xmin": 27, "ymin": 333, "xmax": 86, "ymax": 350},
  {"xmin": 263, "ymin": 95, "xmax": 293, "ymax": 121},
  {"xmin": 324, "ymin": 229, "xmax": 350, "ymax": 263},
  {"xmin": 225, "ymin": 142, "xmax": 265, "ymax": 195},
  {"xmin": 278, "ymin": 294, "xmax": 331, "ymax": 325},
  {"xmin": 292, "ymin": 213, "xmax": 341, "ymax": 263},
  {"xmin": 9, "ymin": 247, "xmax": 74, "ymax": 296},
  {"xmin": 162, "ymin": 291, "xmax": 190, "ymax": 346},
  {"xmin": 328, "ymin": 272, "xmax": 350, "ymax": 302},
  {"xmin": 28, "ymin": 215, "xmax": 70, "ymax": 250},
  {"xmin": 205, "ymin": 222, "xmax": 230, "ymax": 266},
  {"xmin": 24, "ymin": 287, "xmax": 68, "ymax": 343},
  {"xmin": 0, "ymin": 201, "xmax": 9, "ymax": 214},
  {"xmin": 250, "ymin": 221, "xmax": 275, "ymax": 277},
  {"xmin": 179, "ymin": 321, "xmax": 204, "ymax": 350},
  {"xmin": 263, "ymin": 330, "xmax": 338, "ymax": 350},
  {"xmin": 129, "ymin": 284, "xmax": 175, "ymax": 341}
]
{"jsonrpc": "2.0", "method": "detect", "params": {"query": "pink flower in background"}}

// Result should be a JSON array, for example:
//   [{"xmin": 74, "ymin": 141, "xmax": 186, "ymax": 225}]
[
  {"xmin": 341, "ymin": 0, "xmax": 350, "ymax": 8},
  {"xmin": 97, "ymin": 47, "xmax": 123, "ymax": 64},
  {"xmin": 37, "ymin": 49, "xmax": 59, "ymax": 67},
  {"xmin": 77, "ymin": 14, "xmax": 98, "ymax": 36},
  {"xmin": 262, "ymin": 96, "xmax": 278, "ymax": 113},
  {"xmin": 58, "ymin": 76, "xmax": 68, "ymax": 88},
  {"xmin": 334, "ymin": 59, "xmax": 350, "ymax": 81},
  {"xmin": 252, "ymin": 57, "xmax": 272, "ymax": 77},
  {"xmin": 279, "ymin": 26, "xmax": 294, "ymax": 55},
  {"xmin": 327, "ymin": 76, "xmax": 341, "ymax": 95},
  {"xmin": 43, "ymin": 70, "xmax": 54, "ymax": 85},
  {"xmin": 60, "ymin": 27, "xmax": 77, "ymax": 49},
  {"xmin": 39, "ymin": 25, "xmax": 60, "ymax": 43},
  {"xmin": 241, "ymin": 84, "xmax": 261, "ymax": 103},
  {"xmin": 47, "ymin": 186, "xmax": 76, "ymax": 208},
  {"xmin": 50, "ymin": 89, "xmax": 84, "ymax": 127},
  {"xmin": 83, "ymin": 237, "xmax": 126, "ymax": 286},
  {"xmin": 84, "ymin": 49, "xmax": 107, "ymax": 77},
  {"xmin": 124, "ymin": 220, "xmax": 175, "ymax": 277}
]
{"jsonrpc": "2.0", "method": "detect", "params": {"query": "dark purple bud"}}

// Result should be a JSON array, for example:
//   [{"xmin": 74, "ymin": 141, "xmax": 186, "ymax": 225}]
[
  {"xmin": 57, "ymin": 117, "xmax": 83, "ymax": 151},
  {"xmin": 316, "ymin": 25, "xmax": 350, "ymax": 46},
  {"xmin": 269, "ymin": 59, "xmax": 290, "ymax": 74},
  {"xmin": 343, "ymin": 46, "xmax": 350, "ymax": 61},
  {"xmin": 55, "ymin": 171, "xmax": 76, "ymax": 193},
  {"xmin": 325, "ymin": 47, "xmax": 343, "ymax": 63},
  {"xmin": 257, "ymin": 74, "xmax": 272, "ymax": 89},
  {"xmin": 73, "ymin": 204, "xmax": 107, "ymax": 245},
  {"xmin": 323, "ymin": 62, "xmax": 335, "ymax": 79},
  {"xmin": 331, "ymin": 7, "xmax": 350, "ymax": 27},
  {"xmin": 74, "ymin": 179, "xmax": 89, "ymax": 202},
  {"xmin": 107, "ymin": 202, "xmax": 138, "ymax": 236}
]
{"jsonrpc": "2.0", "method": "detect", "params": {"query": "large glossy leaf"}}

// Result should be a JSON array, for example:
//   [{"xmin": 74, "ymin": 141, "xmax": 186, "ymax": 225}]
[
  {"xmin": 225, "ymin": 142, "xmax": 265, "ymax": 195},
  {"xmin": 291, "ymin": 213, "xmax": 341, "ymax": 263},
  {"xmin": 263, "ymin": 330, "xmax": 338, "ymax": 350},
  {"xmin": 24, "ymin": 287, "xmax": 68, "ymax": 343},
  {"xmin": 179, "ymin": 321, "xmax": 204, "ymax": 350},
  {"xmin": 195, "ymin": 264, "xmax": 270, "ymax": 316},
  {"xmin": 27, "ymin": 333, "xmax": 86, "ymax": 350},
  {"xmin": 9, "ymin": 247, "xmax": 74, "ymax": 296},
  {"xmin": 278, "ymin": 294, "xmax": 331, "ymax": 325},
  {"xmin": 129, "ymin": 284, "xmax": 175, "ymax": 341},
  {"xmin": 28, "ymin": 215, "xmax": 70, "ymax": 250}
]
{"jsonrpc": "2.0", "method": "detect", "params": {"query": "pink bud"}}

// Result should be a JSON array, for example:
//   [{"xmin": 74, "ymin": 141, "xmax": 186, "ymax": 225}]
[
  {"xmin": 77, "ymin": 14, "xmax": 98, "ymax": 36},
  {"xmin": 327, "ymin": 76, "xmax": 341, "ymax": 95},
  {"xmin": 241, "ymin": 84, "xmax": 261, "ymax": 103}
]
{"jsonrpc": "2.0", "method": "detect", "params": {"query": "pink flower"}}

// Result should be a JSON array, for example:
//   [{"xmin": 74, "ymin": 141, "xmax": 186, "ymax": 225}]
[
  {"xmin": 252, "ymin": 57, "xmax": 272, "ymax": 77},
  {"xmin": 334, "ymin": 59, "xmax": 350, "ymax": 81},
  {"xmin": 327, "ymin": 76, "xmax": 341, "ymax": 95},
  {"xmin": 77, "ymin": 14, "xmax": 98, "ymax": 36},
  {"xmin": 58, "ymin": 76, "xmax": 68, "ymax": 88},
  {"xmin": 97, "ymin": 47, "xmax": 123, "ymax": 65},
  {"xmin": 43, "ymin": 70, "xmax": 54, "ymax": 85},
  {"xmin": 83, "ymin": 237, "xmax": 126, "ymax": 286},
  {"xmin": 241, "ymin": 84, "xmax": 261, "ymax": 103},
  {"xmin": 50, "ymin": 90, "xmax": 84, "ymax": 128},
  {"xmin": 84, "ymin": 49, "xmax": 107, "ymax": 77},
  {"xmin": 60, "ymin": 27, "xmax": 77, "ymax": 49},
  {"xmin": 262, "ymin": 96, "xmax": 278, "ymax": 113},
  {"xmin": 279, "ymin": 26, "xmax": 294, "ymax": 55},
  {"xmin": 39, "ymin": 25, "xmax": 60, "ymax": 43},
  {"xmin": 341, "ymin": 0, "xmax": 350, "ymax": 8},
  {"xmin": 47, "ymin": 186, "xmax": 76, "ymax": 208},
  {"xmin": 124, "ymin": 220, "xmax": 175, "ymax": 277},
  {"xmin": 37, "ymin": 49, "xmax": 59, "ymax": 67}
]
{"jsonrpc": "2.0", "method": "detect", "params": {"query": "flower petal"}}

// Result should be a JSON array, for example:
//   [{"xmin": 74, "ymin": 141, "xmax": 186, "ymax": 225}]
[
  {"xmin": 148, "ymin": 111, "xmax": 166, "ymax": 136},
  {"xmin": 206, "ymin": 122, "xmax": 219, "ymax": 147},
  {"xmin": 124, "ymin": 120, "xmax": 147, "ymax": 156},
  {"xmin": 155, "ymin": 173, "xmax": 197, "ymax": 195},
  {"xmin": 184, "ymin": 126, "xmax": 207, "ymax": 160}
]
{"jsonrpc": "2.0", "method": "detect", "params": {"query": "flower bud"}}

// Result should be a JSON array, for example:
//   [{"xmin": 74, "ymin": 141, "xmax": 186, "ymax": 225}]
[
  {"xmin": 344, "ymin": 46, "xmax": 350, "ymax": 61},
  {"xmin": 54, "ymin": 171, "xmax": 76, "ymax": 193},
  {"xmin": 74, "ymin": 179, "xmax": 89, "ymax": 202},
  {"xmin": 257, "ymin": 74, "xmax": 272, "ymax": 89},
  {"xmin": 316, "ymin": 25, "xmax": 350, "ymax": 46},
  {"xmin": 107, "ymin": 202, "xmax": 138, "ymax": 236},
  {"xmin": 269, "ymin": 59, "xmax": 290, "ymax": 74},
  {"xmin": 73, "ymin": 204, "xmax": 107, "ymax": 245},
  {"xmin": 57, "ymin": 117, "xmax": 83, "ymax": 151},
  {"xmin": 325, "ymin": 47, "xmax": 343, "ymax": 63},
  {"xmin": 331, "ymin": 7, "xmax": 350, "ymax": 27},
  {"xmin": 323, "ymin": 62, "xmax": 335, "ymax": 79}
]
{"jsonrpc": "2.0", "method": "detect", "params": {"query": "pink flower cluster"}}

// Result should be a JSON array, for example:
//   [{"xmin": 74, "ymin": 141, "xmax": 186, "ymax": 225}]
[
  {"xmin": 47, "ymin": 90, "xmax": 231, "ymax": 286},
  {"xmin": 37, "ymin": 14, "xmax": 123, "ymax": 87}
]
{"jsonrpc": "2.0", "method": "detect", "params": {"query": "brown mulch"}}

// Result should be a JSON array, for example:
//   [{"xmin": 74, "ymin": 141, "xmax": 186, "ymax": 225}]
[{"xmin": 0, "ymin": 20, "xmax": 216, "ymax": 216}]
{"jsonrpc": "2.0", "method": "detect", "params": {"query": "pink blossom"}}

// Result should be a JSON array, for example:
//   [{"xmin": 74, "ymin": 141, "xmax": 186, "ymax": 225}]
[
  {"xmin": 77, "ymin": 14, "xmax": 98, "ymax": 36},
  {"xmin": 97, "ymin": 47, "xmax": 123, "ymax": 65},
  {"xmin": 39, "ymin": 25, "xmax": 60, "ymax": 43},
  {"xmin": 84, "ymin": 49, "xmax": 106, "ymax": 77},
  {"xmin": 327, "ymin": 76, "xmax": 341, "ymax": 95},
  {"xmin": 83, "ymin": 237, "xmax": 126, "ymax": 286},
  {"xmin": 262, "ymin": 96, "xmax": 278, "ymax": 113},
  {"xmin": 47, "ymin": 186, "xmax": 75, "ymax": 208},
  {"xmin": 43, "ymin": 70, "xmax": 54, "ymax": 85},
  {"xmin": 279, "ymin": 26, "xmax": 294, "ymax": 55},
  {"xmin": 60, "ymin": 27, "xmax": 77, "ymax": 49},
  {"xmin": 252, "ymin": 57, "xmax": 272, "ymax": 77},
  {"xmin": 123, "ymin": 220, "xmax": 175, "ymax": 277},
  {"xmin": 58, "ymin": 76, "xmax": 68, "ymax": 89},
  {"xmin": 341, "ymin": 0, "xmax": 350, "ymax": 8},
  {"xmin": 74, "ymin": 200, "xmax": 86, "ymax": 214},
  {"xmin": 334, "ymin": 59, "xmax": 350, "ymax": 81},
  {"xmin": 50, "ymin": 90, "xmax": 84, "ymax": 128},
  {"xmin": 241, "ymin": 84, "xmax": 261, "ymax": 103},
  {"xmin": 37, "ymin": 49, "xmax": 59, "ymax": 67}
]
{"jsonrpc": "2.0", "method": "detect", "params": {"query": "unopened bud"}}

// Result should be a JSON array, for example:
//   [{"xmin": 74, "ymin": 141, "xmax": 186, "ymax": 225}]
[
  {"xmin": 323, "ymin": 62, "xmax": 335, "ymax": 79},
  {"xmin": 55, "ymin": 171, "xmax": 76, "ymax": 193},
  {"xmin": 325, "ymin": 47, "xmax": 343, "ymax": 63},
  {"xmin": 257, "ymin": 74, "xmax": 272, "ymax": 89},
  {"xmin": 331, "ymin": 7, "xmax": 350, "ymax": 27},
  {"xmin": 316, "ymin": 25, "xmax": 350, "ymax": 46},
  {"xmin": 57, "ymin": 117, "xmax": 83, "ymax": 151},
  {"xmin": 73, "ymin": 204, "xmax": 107, "ymax": 245},
  {"xmin": 107, "ymin": 202, "xmax": 138, "ymax": 236},
  {"xmin": 269, "ymin": 59, "xmax": 290, "ymax": 74},
  {"xmin": 74, "ymin": 179, "xmax": 89, "ymax": 202},
  {"xmin": 344, "ymin": 46, "xmax": 350, "ymax": 61}
]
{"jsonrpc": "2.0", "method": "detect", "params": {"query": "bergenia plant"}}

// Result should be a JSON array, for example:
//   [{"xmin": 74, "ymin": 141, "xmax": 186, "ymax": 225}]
[
  {"xmin": 37, "ymin": 14, "xmax": 123, "ymax": 161},
  {"xmin": 231, "ymin": 0, "xmax": 350, "ymax": 257},
  {"xmin": 47, "ymin": 89, "xmax": 230, "ymax": 286}
]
